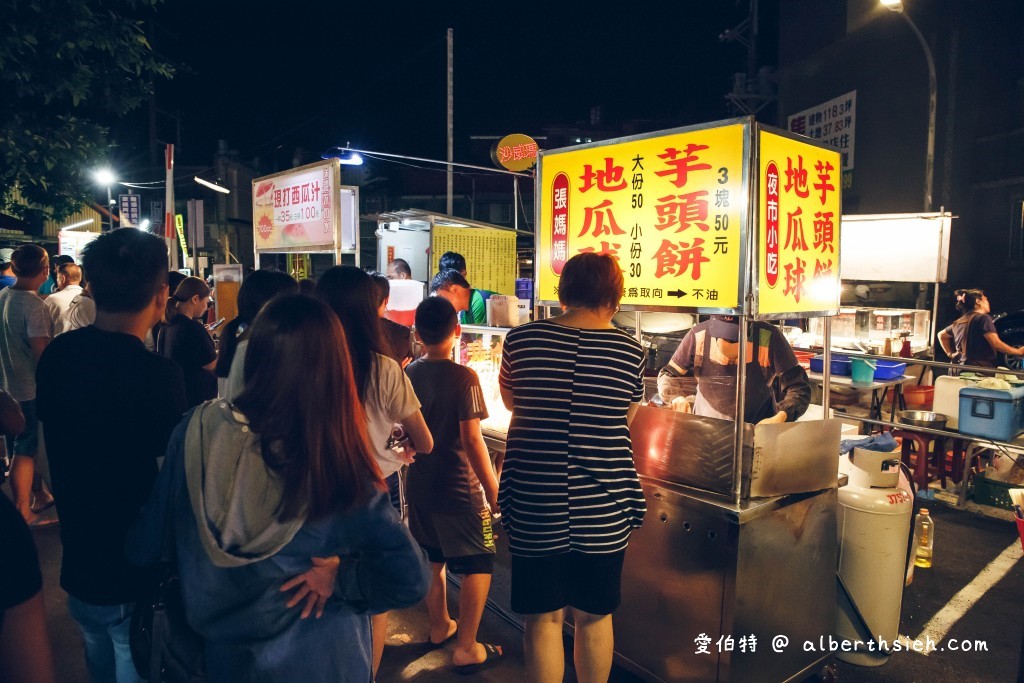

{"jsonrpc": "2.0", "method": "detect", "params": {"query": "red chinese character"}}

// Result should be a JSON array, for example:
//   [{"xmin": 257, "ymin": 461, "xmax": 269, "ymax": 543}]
[
  {"xmin": 784, "ymin": 156, "xmax": 809, "ymax": 198},
  {"xmin": 310, "ymin": 181, "xmax": 321, "ymax": 202},
  {"xmin": 578, "ymin": 199, "xmax": 625, "ymax": 237},
  {"xmin": 290, "ymin": 187, "xmax": 301, "ymax": 204},
  {"xmin": 783, "ymin": 257, "xmax": 807, "ymax": 303},
  {"xmin": 813, "ymin": 258, "xmax": 833, "ymax": 278},
  {"xmin": 300, "ymin": 183, "xmax": 311, "ymax": 203},
  {"xmin": 274, "ymin": 189, "xmax": 283, "ymax": 208},
  {"xmin": 654, "ymin": 144, "xmax": 711, "ymax": 188},
  {"xmin": 654, "ymin": 191, "xmax": 709, "ymax": 232},
  {"xmin": 578, "ymin": 241, "xmax": 621, "ymax": 262},
  {"xmin": 812, "ymin": 211, "xmax": 835, "ymax": 253},
  {"xmin": 579, "ymin": 158, "xmax": 627, "ymax": 192},
  {"xmin": 784, "ymin": 206, "xmax": 808, "ymax": 251},
  {"xmin": 652, "ymin": 238, "xmax": 711, "ymax": 280},
  {"xmin": 814, "ymin": 160, "xmax": 835, "ymax": 204}
]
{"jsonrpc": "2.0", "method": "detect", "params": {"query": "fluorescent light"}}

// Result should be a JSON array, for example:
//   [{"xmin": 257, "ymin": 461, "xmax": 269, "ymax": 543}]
[
  {"xmin": 194, "ymin": 176, "xmax": 230, "ymax": 194},
  {"xmin": 879, "ymin": 0, "xmax": 904, "ymax": 11},
  {"xmin": 60, "ymin": 218, "xmax": 95, "ymax": 231},
  {"xmin": 320, "ymin": 147, "xmax": 364, "ymax": 165}
]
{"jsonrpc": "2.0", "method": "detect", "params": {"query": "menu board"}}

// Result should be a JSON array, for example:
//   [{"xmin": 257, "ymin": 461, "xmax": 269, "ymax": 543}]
[
  {"xmin": 252, "ymin": 160, "xmax": 339, "ymax": 252},
  {"xmin": 432, "ymin": 226, "xmax": 516, "ymax": 295},
  {"xmin": 756, "ymin": 129, "xmax": 842, "ymax": 315},
  {"xmin": 536, "ymin": 121, "xmax": 748, "ymax": 311}
]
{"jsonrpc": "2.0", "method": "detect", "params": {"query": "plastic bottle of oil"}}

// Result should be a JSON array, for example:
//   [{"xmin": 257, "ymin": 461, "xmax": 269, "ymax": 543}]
[{"xmin": 913, "ymin": 509, "xmax": 934, "ymax": 568}]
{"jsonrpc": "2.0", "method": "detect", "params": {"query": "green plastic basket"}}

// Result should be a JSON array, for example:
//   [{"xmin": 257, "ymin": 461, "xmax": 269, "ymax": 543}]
[{"xmin": 972, "ymin": 473, "xmax": 1018, "ymax": 511}]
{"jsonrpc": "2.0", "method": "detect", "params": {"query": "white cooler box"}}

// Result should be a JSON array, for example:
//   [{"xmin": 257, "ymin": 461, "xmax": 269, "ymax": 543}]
[{"xmin": 934, "ymin": 375, "xmax": 972, "ymax": 429}]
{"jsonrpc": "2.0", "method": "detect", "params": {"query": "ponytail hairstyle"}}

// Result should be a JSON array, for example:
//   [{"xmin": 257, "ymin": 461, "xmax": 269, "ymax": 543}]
[
  {"xmin": 166, "ymin": 276, "xmax": 211, "ymax": 321},
  {"xmin": 954, "ymin": 288, "xmax": 985, "ymax": 315},
  {"xmin": 215, "ymin": 270, "xmax": 298, "ymax": 378},
  {"xmin": 234, "ymin": 294, "xmax": 384, "ymax": 522}
]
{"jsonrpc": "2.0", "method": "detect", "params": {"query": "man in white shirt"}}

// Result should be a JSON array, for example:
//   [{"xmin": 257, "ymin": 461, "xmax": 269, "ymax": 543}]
[{"xmin": 43, "ymin": 263, "xmax": 96, "ymax": 336}]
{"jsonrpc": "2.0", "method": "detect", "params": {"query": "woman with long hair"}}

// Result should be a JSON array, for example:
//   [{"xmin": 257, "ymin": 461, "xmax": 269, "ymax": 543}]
[
  {"xmin": 216, "ymin": 270, "xmax": 297, "ymax": 397},
  {"xmin": 315, "ymin": 265, "xmax": 433, "ymax": 676},
  {"xmin": 498, "ymin": 252, "xmax": 647, "ymax": 683},
  {"xmin": 128, "ymin": 294, "xmax": 429, "ymax": 680},
  {"xmin": 937, "ymin": 288, "xmax": 1024, "ymax": 367},
  {"xmin": 158, "ymin": 276, "xmax": 217, "ymax": 406}
]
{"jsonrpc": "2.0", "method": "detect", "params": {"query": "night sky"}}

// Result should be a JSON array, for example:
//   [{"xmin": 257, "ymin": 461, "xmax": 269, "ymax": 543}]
[{"xmin": 117, "ymin": 2, "xmax": 763, "ymax": 170}]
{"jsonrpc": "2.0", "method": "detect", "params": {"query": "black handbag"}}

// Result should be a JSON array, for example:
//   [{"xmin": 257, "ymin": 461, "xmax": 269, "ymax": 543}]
[{"xmin": 129, "ymin": 475, "xmax": 206, "ymax": 682}]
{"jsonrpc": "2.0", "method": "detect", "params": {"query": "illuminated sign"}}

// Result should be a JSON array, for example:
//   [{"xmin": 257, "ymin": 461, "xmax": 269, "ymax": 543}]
[
  {"xmin": 252, "ymin": 160, "xmax": 341, "ymax": 252},
  {"xmin": 756, "ymin": 129, "xmax": 841, "ymax": 315},
  {"xmin": 492, "ymin": 133, "xmax": 539, "ymax": 172},
  {"xmin": 537, "ymin": 122, "xmax": 748, "ymax": 311}
]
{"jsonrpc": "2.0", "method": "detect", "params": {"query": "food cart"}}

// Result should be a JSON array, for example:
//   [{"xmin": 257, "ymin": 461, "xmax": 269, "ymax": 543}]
[
  {"xmin": 459, "ymin": 116, "xmax": 845, "ymax": 682},
  {"xmin": 251, "ymin": 159, "xmax": 359, "ymax": 274}
]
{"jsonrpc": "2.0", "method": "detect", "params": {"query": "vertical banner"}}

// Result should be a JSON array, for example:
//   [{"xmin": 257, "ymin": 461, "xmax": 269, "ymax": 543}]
[
  {"xmin": 118, "ymin": 194, "xmax": 141, "ymax": 228},
  {"xmin": 175, "ymin": 214, "xmax": 189, "ymax": 262},
  {"xmin": 165, "ymin": 144, "xmax": 179, "ymax": 270},
  {"xmin": 756, "ymin": 129, "xmax": 842, "ymax": 315},
  {"xmin": 537, "ymin": 121, "xmax": 748, "ymax": 311}
]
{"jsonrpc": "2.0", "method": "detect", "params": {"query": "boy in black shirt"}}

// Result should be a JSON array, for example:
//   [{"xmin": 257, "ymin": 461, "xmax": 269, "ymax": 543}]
[{"xmin": 405, "ymin": 297, "xmax": 502, "ymax": 674}]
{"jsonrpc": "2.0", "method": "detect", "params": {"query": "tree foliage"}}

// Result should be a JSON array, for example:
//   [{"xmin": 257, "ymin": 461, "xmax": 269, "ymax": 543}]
[{"xmin": 0, "ymin": 0, "xmax": 173, "ymax": 226}]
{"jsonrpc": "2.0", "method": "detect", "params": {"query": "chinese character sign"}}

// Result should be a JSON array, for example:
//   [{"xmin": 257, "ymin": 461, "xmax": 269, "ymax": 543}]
[
  {"xmin": 786, "ymin": 91, "xmax": 856, "ymax": 172},
  {"xmin": 432, "ymin": 226, "xmax": 516, "ymax": 295},
  {"xmin": 252, "ymin": 161, "xmax": 337, "ymax": 251},
  {"xmin": 118, "ymin": 194, "xmax": 141, "ymax": 228},
  {"xmin": 537, "ymin": 123, "xmax": 747, "ymax": 310},
  {"xmin": 757, "ymin": 130, "xmax": 841, "ymax": 315}
]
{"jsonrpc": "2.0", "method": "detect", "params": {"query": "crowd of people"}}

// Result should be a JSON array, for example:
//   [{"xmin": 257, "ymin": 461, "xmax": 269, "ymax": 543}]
[{"xmin": 0, "ymin": 234, "xmax": 649, "ymax": 683}]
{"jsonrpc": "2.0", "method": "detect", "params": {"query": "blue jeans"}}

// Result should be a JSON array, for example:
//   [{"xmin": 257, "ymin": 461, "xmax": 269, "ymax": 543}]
[{"xmin": 67, "ymin": 596, "xmax": 143, "ymax": 683}]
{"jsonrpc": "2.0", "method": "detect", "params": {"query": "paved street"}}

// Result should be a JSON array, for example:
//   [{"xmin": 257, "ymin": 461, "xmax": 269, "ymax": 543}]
[{"xmin": 16, "ymin": 485, "xmax": 1024, "ymax": 683}]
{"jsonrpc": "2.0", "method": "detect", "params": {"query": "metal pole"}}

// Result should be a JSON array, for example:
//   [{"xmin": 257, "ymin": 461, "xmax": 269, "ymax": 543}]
[
  {"xmin": 822, "ymin": 316, "xmax": 832, "ymax": 415},
  {"xmin": 899, "ymin": 11, "xmax": 936, "ymax": 212},
  {"xmin": 446, "ymin": 28, "xmax": 454, "ymax": 216},
  {"xmin": 732, "ymin": 315, "xmax": 748, "ymax": 506},
  {"xmin": 106, "ymin": 186, "xmax": 113, "ymax": 231},
  {"xmin": 513, "ymin": 177, "xmax": 519, "ymax": 232}
]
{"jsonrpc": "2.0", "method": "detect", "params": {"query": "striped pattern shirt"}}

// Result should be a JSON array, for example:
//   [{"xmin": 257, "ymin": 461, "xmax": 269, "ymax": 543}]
[{"xmin": 498, "ymin": 320, "xmax": 647, "ymax": 556}]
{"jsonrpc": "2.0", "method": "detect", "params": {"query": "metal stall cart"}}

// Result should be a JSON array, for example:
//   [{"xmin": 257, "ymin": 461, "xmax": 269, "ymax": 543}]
[
  {"xmin": 373, "ymin": 209, "xmax": 520, "ymax": 297},
  {"xmin": 532, "ymin": 117, "xmax": 844, "ymax": 682},
  {"xmin": 251, "ymin": 159, "xmax": 359, "ymax": 274}
]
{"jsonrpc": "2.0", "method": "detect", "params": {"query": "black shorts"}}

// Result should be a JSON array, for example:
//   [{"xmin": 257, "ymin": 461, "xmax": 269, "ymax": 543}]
[
  {"xmin": 511, "ymin": 550, "xmax": 626, "ymax": 616},
  {"xmin": 407, "ymin": 504, "xmax": 496, "ymax": 575}
]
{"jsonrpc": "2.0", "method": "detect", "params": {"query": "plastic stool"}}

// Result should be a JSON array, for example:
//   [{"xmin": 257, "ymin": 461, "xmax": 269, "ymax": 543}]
[{"xmin": 895, "ymin": 429, "xmax": 947, "ymax": 491}]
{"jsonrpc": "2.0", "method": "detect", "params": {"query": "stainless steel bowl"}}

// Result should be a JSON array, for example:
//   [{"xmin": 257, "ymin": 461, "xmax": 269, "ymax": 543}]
[{"xmin": 897, "ymin": 410, "xmax": 948, "ymax": 430}]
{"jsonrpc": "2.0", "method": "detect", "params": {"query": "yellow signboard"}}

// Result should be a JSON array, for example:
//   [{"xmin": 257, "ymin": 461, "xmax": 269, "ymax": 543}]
[
  {"xmin": 537, "ymin": 122, "xmax": 747, "ymax": 310},
  {"xmin": 432, "ymin": 226, "xmax": 516, "ymax": 295},
  {"xmin": 175, "ymin": 213, "xmax": 189, "ymax": 261},
  {"xmin": 756, "ymin": 130, "xmax": 842, "ymax": 315}
]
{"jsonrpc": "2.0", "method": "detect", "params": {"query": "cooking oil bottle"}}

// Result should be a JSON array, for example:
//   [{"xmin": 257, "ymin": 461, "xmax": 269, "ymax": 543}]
[{"xmin": 913, "ymin": 508, "xmax": 934, "ymax": 568}]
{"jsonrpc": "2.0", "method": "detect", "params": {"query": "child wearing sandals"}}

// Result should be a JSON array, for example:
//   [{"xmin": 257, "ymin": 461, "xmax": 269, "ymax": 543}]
[{"xmin": 404, "ymin": 296, "xmax": 503, "ymax": 674}]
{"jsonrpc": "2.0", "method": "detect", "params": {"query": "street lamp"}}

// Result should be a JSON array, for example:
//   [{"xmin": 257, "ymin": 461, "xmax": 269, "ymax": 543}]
[
  {"xmin": 93, "ymin": 168, "xmax": 117, "ymax": 231},
  {"xmin": 880, "ymin": 0, "xmax": 936, "ymax": 212}
]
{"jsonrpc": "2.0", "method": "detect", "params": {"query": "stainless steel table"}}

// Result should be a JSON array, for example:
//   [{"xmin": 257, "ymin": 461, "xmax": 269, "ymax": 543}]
[{"xmin": 807, "ymin": 372, "xmax": 909, "ymax": 422}]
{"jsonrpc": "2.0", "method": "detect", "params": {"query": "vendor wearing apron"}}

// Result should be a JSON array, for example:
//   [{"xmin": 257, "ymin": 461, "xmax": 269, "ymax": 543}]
[{"xmin": 657, "ymin": 316, "xmax": 811, "ymax": 424}]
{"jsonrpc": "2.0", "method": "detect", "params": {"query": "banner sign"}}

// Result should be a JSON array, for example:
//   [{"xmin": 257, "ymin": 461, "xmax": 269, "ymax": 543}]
[
  {"xmin": 756, "ymin": 129, "xmax": 842, "ymax": 315},
  {"xmin": 537, "ymin": 121, "xmax": 748, "ymax": 311},
  {"xmin": 252, "ymin": 160, "xmax": 339, "ymax": 252},
  {"xmin": 786, "ymin": 90, "xmax": 856, "ymax": 172},
  {"xmin": 175, "ymin": 214, "xmax": 189, "ymax": 261},
  {"xmin": 432, "ymin": 226, "xmax": 516, "ymax": 295},
  {"xmin": 119, "ymin": 194, "xmax": 141, "ymax": 228}
]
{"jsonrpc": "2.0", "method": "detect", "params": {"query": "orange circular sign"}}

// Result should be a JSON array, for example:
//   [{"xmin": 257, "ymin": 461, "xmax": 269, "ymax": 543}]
[{"xmin": 491, "ymin": 134, "xmax": 539, "ymax": 172}]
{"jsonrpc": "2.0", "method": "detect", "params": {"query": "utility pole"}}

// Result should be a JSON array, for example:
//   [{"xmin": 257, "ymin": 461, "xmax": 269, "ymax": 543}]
[{"xmin": 447, "ymin": 28, "xmax": 454, "ymax": 216}]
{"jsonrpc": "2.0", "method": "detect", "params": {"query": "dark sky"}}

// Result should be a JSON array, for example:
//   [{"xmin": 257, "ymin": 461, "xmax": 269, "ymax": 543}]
[{"xmin": 122, "ymin": 2, "xmax": 762, "ymax": 169}]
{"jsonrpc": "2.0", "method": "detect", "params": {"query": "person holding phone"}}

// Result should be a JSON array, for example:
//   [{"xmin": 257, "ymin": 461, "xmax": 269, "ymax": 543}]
[{"xmin": 158, "ymin": 277, "xmax": 217, "ymax": 407}]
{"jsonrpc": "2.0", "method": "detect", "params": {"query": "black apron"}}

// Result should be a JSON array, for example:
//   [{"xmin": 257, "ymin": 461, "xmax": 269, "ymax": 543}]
[{"xmin": 692, "ymin": 324, "xmax": 778, "ymax": 424}]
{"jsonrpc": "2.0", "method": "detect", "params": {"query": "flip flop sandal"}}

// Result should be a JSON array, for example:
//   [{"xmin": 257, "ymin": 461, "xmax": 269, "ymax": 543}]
[
  {"xmin": 453, "ymin": 643, "xmax": 503, "ymax": 675},
  {"xmin": 428, "ymin": 620, "xmax": 458, "ymax": 649}
]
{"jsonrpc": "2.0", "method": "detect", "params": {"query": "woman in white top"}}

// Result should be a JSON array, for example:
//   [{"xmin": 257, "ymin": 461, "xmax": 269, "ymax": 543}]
[{"xmin": 315, "ymin": 265, "xmax": 433, "ymax": 678}]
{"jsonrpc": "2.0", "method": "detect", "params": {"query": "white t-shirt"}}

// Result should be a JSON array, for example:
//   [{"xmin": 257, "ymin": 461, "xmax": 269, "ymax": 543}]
[
  {"xmin": 44, "ymin": 285, "xmax": 97, "ymax": 336},
  {"xmin": 0, "ymin": 288, "xmax": 53, "ymax": 401},
  {"xmin": 225, "ymin": 347, "xmax": 420, "ymax": 477}
]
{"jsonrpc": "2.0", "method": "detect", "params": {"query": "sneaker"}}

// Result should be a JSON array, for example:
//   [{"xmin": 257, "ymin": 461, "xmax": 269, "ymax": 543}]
[{"xmin": 30, "ymin": 480, "xmax": 55, "ymax": 514}]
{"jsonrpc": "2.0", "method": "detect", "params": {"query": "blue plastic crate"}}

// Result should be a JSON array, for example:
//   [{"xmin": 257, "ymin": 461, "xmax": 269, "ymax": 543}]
[
  {"xmin": 810, "ymin": 354, "xmax": 851, "ymax": 376},
  {"xmin": 874, "ymin": 360, "xmax": 906, "ymax": 380}
]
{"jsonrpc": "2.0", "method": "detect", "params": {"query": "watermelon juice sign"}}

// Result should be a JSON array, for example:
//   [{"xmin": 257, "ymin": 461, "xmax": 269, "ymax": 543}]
[
  {"xmin": 537, "ymin": 120, "xmax": 749, "ymax": 312},
  {"xmin": 252, "ymin": 160, "xmax": 340, "ymax": 251}
]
